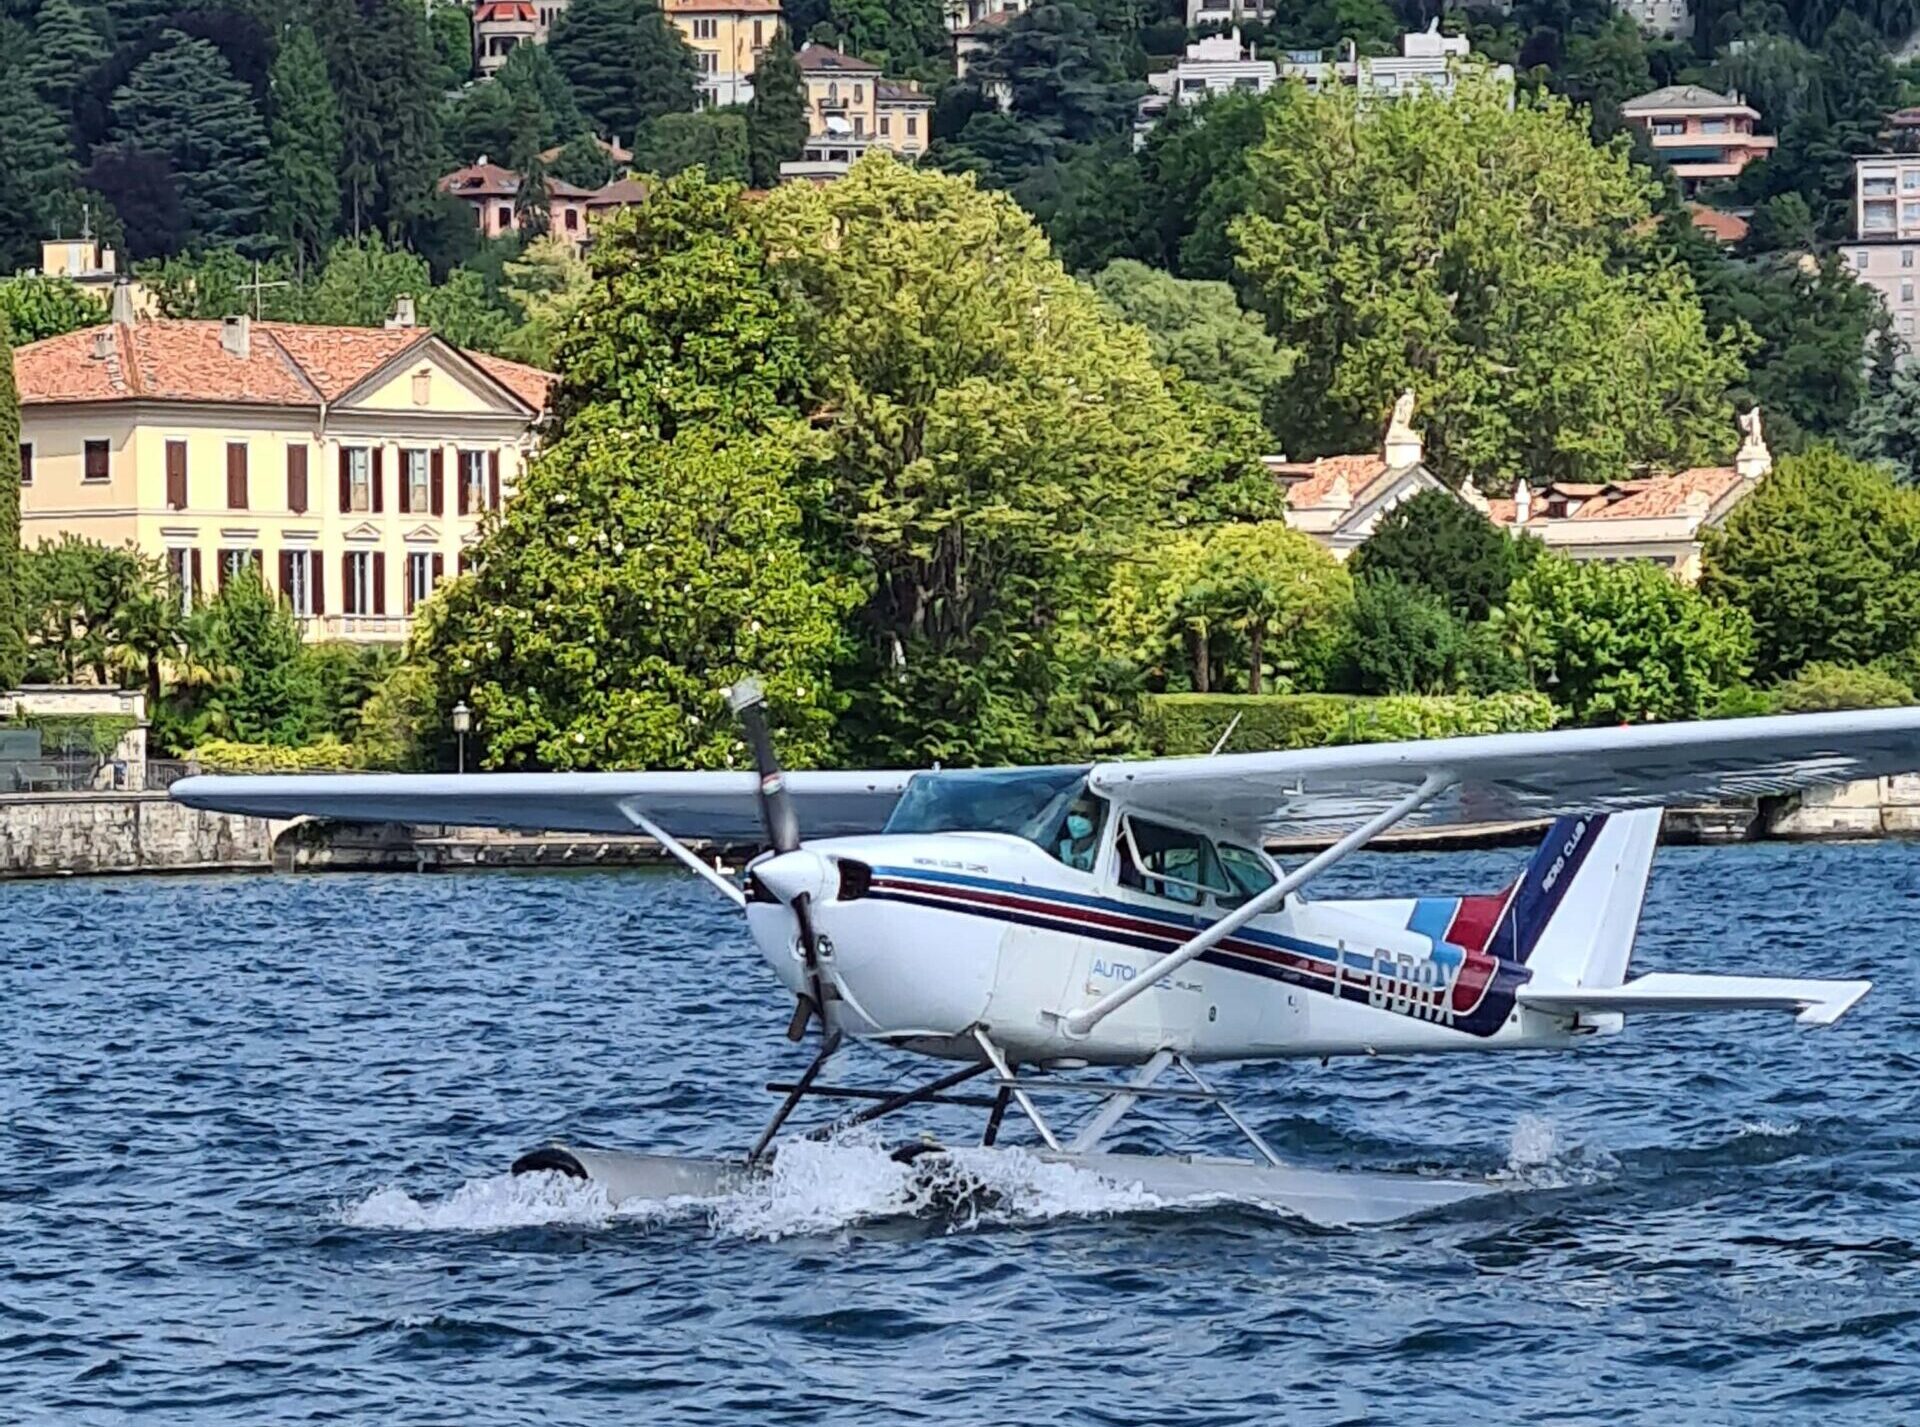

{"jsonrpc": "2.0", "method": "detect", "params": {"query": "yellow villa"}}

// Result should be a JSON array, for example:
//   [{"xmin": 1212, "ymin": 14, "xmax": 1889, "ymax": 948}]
[
  {"xmin": 14, "ymin": 294, "xmax": 552, "ymax": 643},
  {"xmin": 663, "ymin": 0, "xmax": 783, "ymax": 107}
]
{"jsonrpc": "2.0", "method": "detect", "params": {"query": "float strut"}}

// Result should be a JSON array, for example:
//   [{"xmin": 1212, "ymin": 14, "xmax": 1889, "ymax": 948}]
[
  {"xmin": 746, "ymin": 1030, "xmax": 841, "ymax": 1166},
  {"xmin": 806, "ymin": 1062, "xmax": 996, "ymax": 1139},
  {"xmin": 980, "ymin": 1087, "xmax": 1012, "ymax": 1147}
]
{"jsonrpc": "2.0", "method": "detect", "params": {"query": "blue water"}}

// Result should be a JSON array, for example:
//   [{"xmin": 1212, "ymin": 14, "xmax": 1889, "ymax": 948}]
[{"xmin": 5, "ymin": 840, "xmax": 1920, "ymax": 1425}]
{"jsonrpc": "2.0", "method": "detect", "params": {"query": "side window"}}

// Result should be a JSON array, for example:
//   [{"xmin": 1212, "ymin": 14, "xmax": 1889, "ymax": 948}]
[
  {"xmin": 1217, "ymin": 844, "xmax": 1277, "ymax": 906},
  {"xmin": 1119, "ymin": 818, "xmax": 1230, "ymax": 906}
]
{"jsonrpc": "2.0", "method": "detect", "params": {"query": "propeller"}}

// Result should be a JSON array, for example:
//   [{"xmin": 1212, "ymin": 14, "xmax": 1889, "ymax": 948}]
[{"xmin": 728, "ymin": 679, "xmax": 830, "ymax": 1041}]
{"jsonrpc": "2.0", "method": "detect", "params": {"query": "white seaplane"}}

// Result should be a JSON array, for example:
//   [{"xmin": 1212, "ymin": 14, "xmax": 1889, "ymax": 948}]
[{"xmin": 173, "ymin": 691, "xmax": 1920, "ymax": 1227}]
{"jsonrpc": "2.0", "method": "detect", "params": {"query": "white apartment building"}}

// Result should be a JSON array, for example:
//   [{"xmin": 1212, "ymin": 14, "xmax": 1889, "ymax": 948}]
[
  {"xmin": 1140, "ymin": 29, "xmax": 1276, "ymax": 129},
  {"xmin": 1188, "ymin": 0, "xmax": 1276, "ymax": 24},
  {"xmin": 1280, "ymin": 25, "xmax": 1512, "ymax": 102},
  {"xmin": 1846, "ymin": 156, "xmax": 1920, "ymax": 348},
  {"xmin": 1619, "ymin": 0, "xmax": 1693, "ymax": 39}
]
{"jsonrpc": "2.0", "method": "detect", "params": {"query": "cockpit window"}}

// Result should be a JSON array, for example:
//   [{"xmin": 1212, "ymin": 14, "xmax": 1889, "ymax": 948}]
[
  {"xmin": 883, "ymin": 767, "xmax": 1091, "ymax": 848},
  {"xmin": 1044, "ymin": 790, "xmax": 1109, "ymax": 873},
  {"xmin": 1217, "ymin": 843, "xmax": 1278, "ymax": 906}
]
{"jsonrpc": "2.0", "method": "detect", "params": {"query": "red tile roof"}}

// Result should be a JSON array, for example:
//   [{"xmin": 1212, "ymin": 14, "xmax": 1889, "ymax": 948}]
[
  {"xmin": 15, "ymin": 320, "xmax": 552, "ymax": 413},
  {"xmin": 665, "ymin": 0, "xmax": 780, "ymax": 11},
  {"xmin": 1688, "ymin": 203, "xmax": 1749, "ymax": 245},
  {"xmin": 1273, "ymin": 454, "xmax": 1391, "ymax": 509},
  {"xmin": 1577, "ymin": 466, "xmax": 1740, "ymax": 519},
  {"xmin": 796, "ymin": 42, "xmax": 881, "ymax": 72}
]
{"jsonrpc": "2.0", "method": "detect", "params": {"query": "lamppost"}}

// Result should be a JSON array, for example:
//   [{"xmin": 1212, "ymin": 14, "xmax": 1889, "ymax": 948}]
[{"xmin": 452, "ymin": 699, "xmax": 472, "ymax": 774}]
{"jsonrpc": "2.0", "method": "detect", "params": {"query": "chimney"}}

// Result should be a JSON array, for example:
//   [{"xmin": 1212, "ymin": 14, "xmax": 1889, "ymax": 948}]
[
  {"xmin": 386, "ymin": 295, "xmax": 417, "ymax": 329},
  {"xmin": 100, "ymin": 245, "xmax": 118, "ymax": 276},
  {"xmin": 110, "ymin": 278, "xmax": 136, "ymax": 327},
  {"xmin": 91, "ymin": 329, "xmax": 113, "ymax": 361},
  {"xmin": 220, "ymin": 313, "xmax": 250, "ymax": 360},
  {"xmin": 1513, "ymin": 478, "xmax": 1531, "ymax": 527}
]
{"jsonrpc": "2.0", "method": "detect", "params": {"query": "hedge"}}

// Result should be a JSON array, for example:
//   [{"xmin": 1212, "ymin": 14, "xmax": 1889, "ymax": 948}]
[
  {"xmin": 187, "ymin": 738, "xmax": 364, "ymax": 773},
  {"xmin": 1139, "ymin": 692, "xmax": 1556, "ymax": 756}
]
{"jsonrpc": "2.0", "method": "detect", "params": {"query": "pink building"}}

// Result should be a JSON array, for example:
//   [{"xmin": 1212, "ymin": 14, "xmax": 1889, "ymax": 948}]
[
  {"xmin": 1621, "ymin": 85, "xmax": 1776, "ymax": 194},
  {"xmin": 438, "ymin": 162, "xmax": 648, "ymax": 247}
]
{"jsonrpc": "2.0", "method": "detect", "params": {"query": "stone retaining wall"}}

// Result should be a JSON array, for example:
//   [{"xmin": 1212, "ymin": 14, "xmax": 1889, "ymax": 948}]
[
  {"xmin": 0, "ymin": 793, "xmax": 272, "ymax": 878},
  {"xmin": 1765, "ymin": 774, "xmax": 1920, "ymax": 839}
]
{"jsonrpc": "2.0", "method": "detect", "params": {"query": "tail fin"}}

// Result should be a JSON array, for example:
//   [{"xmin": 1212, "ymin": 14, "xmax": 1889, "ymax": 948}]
[{"xmin": 1489, "ymin": 809, "xmax": 1662, "ymax": 988}]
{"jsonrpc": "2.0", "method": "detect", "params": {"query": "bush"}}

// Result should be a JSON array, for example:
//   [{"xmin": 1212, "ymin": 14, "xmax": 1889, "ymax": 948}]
[
  {"xmin": 1139, "ymin": 691, "xmax": 1555, "ymax": 755},
  {"xmin": 187, "ymin": 737, "xmax": 363, "ymax": 772},
  {"xmin": 1772, "ymin": 662, "xmax": 1914, "ymax": 713},
  {"xmin": 1347, "ymin": 574, "xmax": 1463, "ymax": 694}
]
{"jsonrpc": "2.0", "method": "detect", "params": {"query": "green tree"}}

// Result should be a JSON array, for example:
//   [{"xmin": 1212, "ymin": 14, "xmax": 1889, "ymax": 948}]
[
  {"xmin": 1346, "ymin": 573, "xmax": 1465, "ymax": 696},
  {"xmin": 305, "ymin": 235, "xmax": 432, "ymax": 325},
  {"xmin": 0, "ymin": 277, "xmax": 105, "ymax": 342},
  {"xmin": 549, "ymin": 133, "xmax": 619, "ymax": 188},
  {"xmin": 1232, "ymin": 78, "xmax": 1747, "ymax": 486},
  {"xmin": 1509, "ymin": 552, "xmax": 1753, "ymax": 724},
  {"xmin": 497, "ymin": 41, "xmax": 588, "ymax": 150},
  {"xmin": 1088, "ymin": 259, "xmax": 1297, "ymax": 419},
  {"xmin": 25, "ymin": 0, "xmax": 108, "ymax": 102},
  {"xmin": 1773, "ymin": 661, "xmax": 1913, "ymax": 712},
  {"xmin": 757, "ymin": 157, "xmax": 1236, "ymax": 762},
  {"xmin": 328, "ymin": 0, "xmax": 444, "ymax": 241},
  {"xmin": 1135, "ymin": 88, "xmax": 1271, "ymax": 279},
  {"xmin": 1348, "ymin": 488, "xmax": 1530, "ymax": 622},
  {"xmin": 418, "ymin": 266, "xmax": 513, "ymax": 350},
  {"xmin": 1847, "ymin": 359, "xmax": 1920, "ymax": 486},
  {"xmin": 20, "ymin": 535, "xmax": 149, "ymax": 685},
  {"xmin": 0, "ymin": 57, "xmax": 82, "ymax": 272},
  {"xmin": 498, "ymin": 235, "xmax": 590, "ymax": 366},
  {"xmin": 550, "ymin": 0, "xmax": 698, "ymax": 146},
  {"xmin": 0, "ymin": 314, "xmax": 22, "ymax": 690},
  {"xmin": 172, "ymin": 566, "xmax": 324, "ymax": 746},
  {"xmin": 112, "ymin": 31, "xmax": 271, "ymax": 251},
  {"xmin": 266, "ymin": 26, "xmax": 343, "ymax": 270},
  {"xmin": 426, "ymin": 0, "xmax": 473, "ymax": 88},
  {"xmin": 414, "ymin": 171, "xmax": 849, "ymax": 769},
  {"xmin": 1700, "ymin": 448, "xmax": 1920, "ymax": 681},
  {"xmin": 136, "ymin": 249, "xmax": 305, "ymax": 320},
  {"xmin": 745, "ymin": 29, "xmax": 808, "ymax": 188},
  {"xmin": 633, "ymin": 111, "xmax": 750, "ymax": 183}
]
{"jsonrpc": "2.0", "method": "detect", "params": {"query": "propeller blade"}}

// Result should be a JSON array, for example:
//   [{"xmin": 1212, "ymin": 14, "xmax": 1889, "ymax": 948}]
[{"xmin": 727, "ymin": 678, "xmax": 800, "ymax": 855}]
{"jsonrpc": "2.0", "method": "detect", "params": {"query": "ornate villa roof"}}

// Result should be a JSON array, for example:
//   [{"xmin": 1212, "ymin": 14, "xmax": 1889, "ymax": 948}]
[
  {"xmin": 472, "ymin": 0, "xmax": 537, "ymax": 22},
  {"xmin": 796, "ymin": 43, "xmax": 882, "ymax": 72},
  {"xmin": 665, "ymin": 0, "xmax": 781, "ymax": 12},
  {"xmin": 1271, "ymin": 454, "xmax": 1394, "ymax": 511},
  {"xmin": 15, "ymin": 320, "xmax": 553, "ymax": 413}
]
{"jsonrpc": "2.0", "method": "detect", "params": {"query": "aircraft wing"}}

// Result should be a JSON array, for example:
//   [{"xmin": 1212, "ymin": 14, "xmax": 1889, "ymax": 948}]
[
  {"xmin": 168, "ymin": 769, "xmax": 915, "ymax": 841},
  {"xmin": 1088, "ymin": 707, "xmax": 1920, "ymax": 839}
]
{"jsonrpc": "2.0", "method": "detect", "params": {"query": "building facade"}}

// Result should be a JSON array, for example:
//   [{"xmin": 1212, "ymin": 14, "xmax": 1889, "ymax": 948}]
[
  {"xmin": 1141, "ymin": 29, "xmax": 1276, "ymax": 127},
  {"xmin": 664, "ymin": 0, "xmax": 783, "ymax": 107},
  {"xmin": 1278, "ymin": 25, "xmax": 1513, "ymax": 102},
  {"xmin": 14, "ymin": 303, "xmax": 551, "ymax": 643},
  {"xmin": 1620, "ymin": 0, "xmax": 1693, "ymax": 39},
  {"xmin": 438, "ymin": 162, "xmax": 647, "ymax": 247},
  {"xmin": 785, "ymin": 45, "xmax": 933, "ymax": 180},
  {"xmin": 1621, "ymin": 85, "xmax": 1776, "ymax": 193},
  {"xmin": 1272, "ymin": 393, "xmax": 1448, "ymax": 559},
  {"xmin": 473, "ymin": 0, "xmax": 543, "ymax": 77},
  {"xmin": 1187, "ymin": 0, "xmax": 1276, "ymax": 25},
  {"xmin": 1844, "ymin": 156, "xmax": 1920, "ymax": 347},
  {"xmin": 948, "ymin": 0, "xmax": 1029, "ymax": 31}
]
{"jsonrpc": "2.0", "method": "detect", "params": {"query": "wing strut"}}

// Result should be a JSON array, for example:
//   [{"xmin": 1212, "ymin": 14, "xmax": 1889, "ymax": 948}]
[
  {"xmin": 619, "ymin": 803, "xmax": 747, "ymax": 909},
  {"xmin": 1062, "ymin": 771, "xmax": 1456, "ymax": 1038}
]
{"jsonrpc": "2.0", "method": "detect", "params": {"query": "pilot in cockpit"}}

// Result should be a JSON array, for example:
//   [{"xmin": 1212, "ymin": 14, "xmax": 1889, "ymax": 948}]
[{"xmin": 1054, "ymin": 794, "xmax": 1105, "ymax": 873}]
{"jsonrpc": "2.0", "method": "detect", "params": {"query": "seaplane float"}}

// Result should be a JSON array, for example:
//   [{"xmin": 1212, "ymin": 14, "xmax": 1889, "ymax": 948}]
[{"xmin": 173, "ymin": 691, "xmax": 1920, "ymax": 1228}]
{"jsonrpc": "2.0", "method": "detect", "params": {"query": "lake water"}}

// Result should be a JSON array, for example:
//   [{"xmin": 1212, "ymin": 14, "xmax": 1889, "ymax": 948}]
[{"xmin": 5, "ymin": 841, "xmax": 1919, "ymax": 1425}]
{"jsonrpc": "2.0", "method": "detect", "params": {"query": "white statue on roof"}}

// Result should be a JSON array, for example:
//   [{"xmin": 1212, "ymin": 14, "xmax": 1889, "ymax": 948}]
[
  {"xmin": 1735, "ymin": 406, "xmax": 1771, "ymax": 481},
  {"xmin": 1383, "ymin": 388, "xmax": 1421, "ymax": 469}
]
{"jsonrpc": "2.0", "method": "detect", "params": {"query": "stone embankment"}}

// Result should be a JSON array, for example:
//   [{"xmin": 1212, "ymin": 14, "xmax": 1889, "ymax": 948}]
[{"xmin": 2, "ymin": 779, "xmax": 1917, "ymax": 880}]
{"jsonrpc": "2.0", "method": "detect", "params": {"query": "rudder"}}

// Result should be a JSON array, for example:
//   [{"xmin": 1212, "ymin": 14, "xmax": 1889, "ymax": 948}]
[{"xmin": 1489, "ymin": 809, "xmax": 1662, "ymax": 988}]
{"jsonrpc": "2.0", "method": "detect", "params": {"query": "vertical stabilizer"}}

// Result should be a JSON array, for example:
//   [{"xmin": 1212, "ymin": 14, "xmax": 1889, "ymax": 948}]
[{"xmin": 1491, "ymin": 809, "xmax": 1662, "ymax": 988}]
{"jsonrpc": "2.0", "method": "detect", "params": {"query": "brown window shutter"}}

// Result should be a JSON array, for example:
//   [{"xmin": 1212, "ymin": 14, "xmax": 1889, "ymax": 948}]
[
  {"xmin": 456, "ymin": 451, "xmax": 471, "ymax": 515},
  {"xmin": 371, "ymin": 448, "xmax": 384, "ymax": 513},
  {"xmin": 288, "ymin": 445, "xmax": 308, "ymax": 514},
  {"xmin": 397, "ymin": 455, "xmax": 411, "ymax": 513},
  {"xmin": 430, "ymin": 448, "xmax": 445, "ymax": 516},
  {"xmin": 373, "ymin": 552, "xmax": 387, "ymax": 615},
  {"xmin": 189, "ymin": 548, "xmax": 202, "ymax": 599},
  {"xmin": 311, "ymin": 554, "xmax": 325, "ymax": 616},
  {"xmin": 488, "ymin": 449, "xmax": 501, "ymax": 510},
  {"xmin": 217, "ymin": 550, "xmax": 229, "ymax": 592},
  {"xmin": 278, "ymin": 549, "xmax": 292, "ymax": 597},
  {"xmin": 339, "ymin": 448, "xmax": 351, "ymax": 512},
  {"xmin": 226, "ymin": 443, "xmax": 248, "ymax": 509},
  {"xmin": 341, "ymin": 553, "xmax": 355, "ymax": 615},
  {"xmin": 432, "ymin": 552, "xmax": 444, "ymax": 586},
  {"xmin": 166, "ymin": 441, "xmax": 187, "ymax": 509},
  {"xmin": 18, "ymin": 443, "xmax": 31, "ymax": 486}
]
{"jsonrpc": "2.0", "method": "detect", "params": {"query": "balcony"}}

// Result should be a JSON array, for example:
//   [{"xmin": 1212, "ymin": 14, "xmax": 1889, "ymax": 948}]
[{"xmin": 300, "ymin": 614, "xmax": 413, "ymax": 643}]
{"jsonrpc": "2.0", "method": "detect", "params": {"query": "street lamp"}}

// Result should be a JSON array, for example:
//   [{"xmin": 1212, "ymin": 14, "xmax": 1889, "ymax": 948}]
[{"xmin": 452, "ymin": 699, "xmax": 472, "ymax": 774}]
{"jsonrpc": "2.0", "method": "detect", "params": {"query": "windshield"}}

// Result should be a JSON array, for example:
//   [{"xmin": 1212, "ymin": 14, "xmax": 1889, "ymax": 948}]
[{"xmin": 883, "ymin": 767, "xmax": 1091, "ymax": 846}]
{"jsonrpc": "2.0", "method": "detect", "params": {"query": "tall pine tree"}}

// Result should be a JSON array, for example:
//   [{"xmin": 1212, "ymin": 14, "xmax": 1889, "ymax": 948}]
[
  {"xmin": 112, "ymin": 31, "xmax": 270, "ymax": 251},
  {"xmin": 745, "ymin": 29, "xmax": 807, "ymax": 187},
  {"xmin": 328, "ymin": 0, "xmax": 443, "ymax": 240},
  {"xmin": 0, "ymin": 53, "xmax": 82, "ymax": 271},
  {"xmin": 267, "ymin": 25, "xmax": 342, "ymax": 270},
  {"xmin": 25, "ymin": 0, "xmax": 109, "ymax": 103},
  {"xmin": 551, "ymin": 0, "xmax": 697, "ymax": 146},
  {"xmin": 0, "ymin": 312, "xmax": 24, "ymax": 693}
]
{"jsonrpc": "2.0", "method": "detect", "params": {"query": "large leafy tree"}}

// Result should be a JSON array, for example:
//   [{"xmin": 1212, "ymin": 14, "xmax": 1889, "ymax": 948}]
[
  {"xmin": 1232, "ymin": 78, "xmax": 1747, "ymax": 486},
  {"xmin": 0, "ymin": 314, "xmax": 22, "ymax": 691},
  {"xmin": 169, "ymin": 566, "xmax": 324, "ymax": 747},
  {"xmin": 745, "ymin": 29, "xmax": 808, "ymax": 188},
  {"xmin": 266, "ymin": 25, "xmax": 343, "ymax": 270},
  {"xmin": 632, "ymin": 111, "xmax": 750, "ymax": 183},
  {"xmin": 1088, "ymin": 259, "xmax": 1296, "ymax": 420},
  {"xmin": 414, "ymin": 172, "xmax": 849, "ymax": 770},
  {"xmin": 1346, "ymin": 573, "xmax": 1465, "ymax": 697},
  {"xmin": 1700, "ymin": 448, "xmax": 1920, "ymax": 681},
  {"xmin": 756, "ymin": 157, "xmax": 1254, "ymax": 763},
  {"xmin": 1847, "ymin": 360, "xmax": 1920, "ymax": 487},
  {"xmin": 1348, "ymin": 489, "xmax": 1530, "ymax": 622},
  {"xmin": 20, "ymin": 536, "xmax": 152, "ymax": 685},
  {"xmin": 550, "ymin": 0, "xmax": 698, "ymax": 147},
  {"xmin": 1508, "ymin": 553, "xmax": 1753, "ymax": 725},
  {"xmin": 0, "ymin": 277, "xmax": 105, "ymax": 342},
  {"xmin": 111, "ymin": 30, "xmax": 271, "ymax": 251}
]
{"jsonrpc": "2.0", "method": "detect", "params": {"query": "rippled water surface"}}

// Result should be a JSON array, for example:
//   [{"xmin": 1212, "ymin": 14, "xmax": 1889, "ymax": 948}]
[{"xmin": 6, "ymin": 841, "xmax": 1920, "ymax": 1425}]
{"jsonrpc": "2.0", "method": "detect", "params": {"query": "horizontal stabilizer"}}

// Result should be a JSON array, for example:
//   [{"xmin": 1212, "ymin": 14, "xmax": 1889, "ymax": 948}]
[{"xmin": 1517, "ymin": 972, "xmax": 1870, "ymax": 1027}]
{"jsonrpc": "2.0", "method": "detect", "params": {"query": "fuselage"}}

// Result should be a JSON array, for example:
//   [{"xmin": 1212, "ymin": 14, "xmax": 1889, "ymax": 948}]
[{"xmin": 745, "ymin": 825, "xmax": 1592, "ymax": 1067}]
